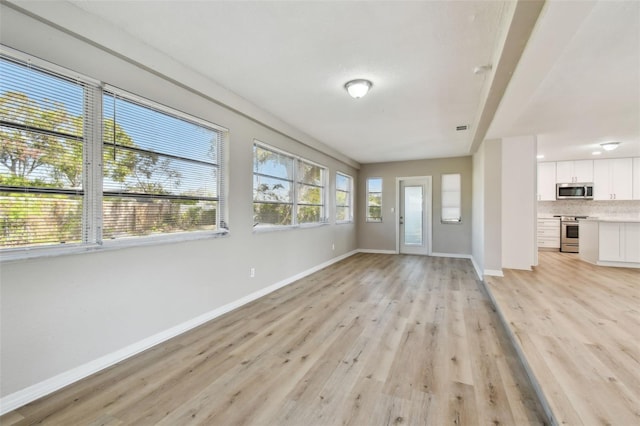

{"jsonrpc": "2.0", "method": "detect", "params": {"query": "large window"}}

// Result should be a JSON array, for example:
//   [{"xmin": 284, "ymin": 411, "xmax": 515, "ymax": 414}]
[
  {"xmin": 253, "ymin": 142, "xmax": 326, "ymax": 227},
  {"xmin": 441, "ymin": 173, "xmax": 461, "ymax": 223},
  {"xmin": 366, "ymin": 177, "xmax": 382, "ymax": 222},
  {"xmin": 0, "ymin": 56, "xmax": 91, "ymax": 248},
  {"xmin": 335, "ymin": 172, "xmax": 353, "ymax": 223},
  {"xmin": 0, "ymin": 51, "xmax": 226, "ymax": 252},
  {"xmin": 102, "ymin": 90, "xmax": 223, "ymax": 239}
]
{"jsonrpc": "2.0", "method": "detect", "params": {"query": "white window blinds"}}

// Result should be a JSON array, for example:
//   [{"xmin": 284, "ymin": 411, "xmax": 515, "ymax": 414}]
[
  {"xmin": 0, "ymin": 49, "xmax": 227, "ymax": 253},
  {"xmin": 102, "ymin": 89, "xmax": 224, "ymax": 239},
  {"xmin": 0, "ymin": 55, "xmax": 96, "ymax": 248},
  {"xmin": 441, "ymin": 173, "xmax": 461, "ymax": 223}
]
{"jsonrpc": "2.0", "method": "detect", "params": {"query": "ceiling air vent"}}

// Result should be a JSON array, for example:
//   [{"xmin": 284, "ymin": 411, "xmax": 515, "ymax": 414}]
[{"xmin": 456, "ymin": 125, "xmax": 468, "ymax": 131}]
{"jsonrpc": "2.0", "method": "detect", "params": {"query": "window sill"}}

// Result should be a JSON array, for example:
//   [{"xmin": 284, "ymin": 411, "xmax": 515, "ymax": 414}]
[
  {"xmin": 253, "ymin": 222, "xmax": 329, "ymax": 234},
  {"xmin": 0, "ymin": 230, "xmax": 229, "ymax": 263},
  {"xmin": 336, "ymin": 220, "xmax": 354, "ymax": 225}
]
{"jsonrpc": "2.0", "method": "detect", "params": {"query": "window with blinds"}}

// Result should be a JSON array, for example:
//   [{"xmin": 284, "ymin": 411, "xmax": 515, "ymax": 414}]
[
  {"xmin": 336, "ymin": 172, "xmax": 353, "ymax": 223},
  {"xmin": 102, "ymin": 90, "xmax": 224, "ymax": 240},
  {"xmin": 0, "ymin": 55, "xmax": 95, "ymax": 248},
  {"xmin": 0, "ymin": 50, "xmax": 226, "ymax": 252},
  {"xmin": 441, "ymin": 173, "xmax": 461, "ymax": 223},
  {"xmin": 253, "ymin": 142, "xmax": 326, "ymax": 227}
]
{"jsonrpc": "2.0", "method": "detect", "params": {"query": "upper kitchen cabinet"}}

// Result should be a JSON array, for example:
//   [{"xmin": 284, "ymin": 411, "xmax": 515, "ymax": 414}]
[
  {"xmin": 634, "ymin": 158, "xmax": 640, "ymax": 200},
  {"xmin": 537, "ymin": 162, "xmax": 556, "ymax": 200},
  {"xmin": 556, "ymin": 160, "xmax": 593, "ymax": 183},
  {"xmin": 593, "ymin": 158, "xmax": 633, "ymax": 200}
]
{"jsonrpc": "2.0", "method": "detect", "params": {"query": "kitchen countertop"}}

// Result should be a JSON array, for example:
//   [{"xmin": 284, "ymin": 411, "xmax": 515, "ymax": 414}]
[{"xmin": 580, "ymin": 217, "xmax": 640, "ymax": 223}]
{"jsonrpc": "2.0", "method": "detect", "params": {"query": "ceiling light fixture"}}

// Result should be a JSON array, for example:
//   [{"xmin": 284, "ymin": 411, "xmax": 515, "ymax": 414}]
[
  {"xmin": 536, "ymin": 154, "xmax": 544, "ymax": 159},
  {"xmin": 344, "ymin": 79, "xmax": 372, "ymax": 99},
  {"xmin": 592, "ymin": 151, "xmax": 601, "ymax": 156},
  {"xmin": 600, "ymin": 142, "xmax": 620, "ymax": 151}
]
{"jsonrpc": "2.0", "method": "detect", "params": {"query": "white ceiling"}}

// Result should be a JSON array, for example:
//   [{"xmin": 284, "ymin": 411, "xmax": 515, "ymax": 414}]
[
  {"xmin": 488, "ymin": 0, "xmax": 640, "ymax": 162},
  {"xmin": 7, "ymin": 1, "xmax": 640, "ymax": 164}
]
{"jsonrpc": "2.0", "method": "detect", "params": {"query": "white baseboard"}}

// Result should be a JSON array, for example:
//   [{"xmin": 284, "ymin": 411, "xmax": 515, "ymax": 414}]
[
  {"xmin": 469, "ymin": 256, "xmax": 483, "ymax": 280},
  {"xmin": 431, "ymin": 252, "xmax": 472, "ymax": 259},
  {"xmin": 0, "ymin": 250, "xmax": 358, "ymax": 415},
  {"xmin": 484, "ymin": 269, "xmax": 504, "ymax": 277},
  {"xmin": 357, "ymin": 249, "xmax": 397, "ymax": 254}
]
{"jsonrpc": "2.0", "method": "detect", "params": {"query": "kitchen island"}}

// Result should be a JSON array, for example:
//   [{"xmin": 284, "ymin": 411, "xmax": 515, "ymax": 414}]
[{"xmin": 580, "ymin": 218, "xmax": 640, "ymax": 268}]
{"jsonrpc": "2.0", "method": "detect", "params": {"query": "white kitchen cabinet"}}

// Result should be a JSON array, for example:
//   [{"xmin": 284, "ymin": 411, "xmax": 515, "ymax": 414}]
[
  {"xmin": 537, "ymin": 218, "xmax": 560, "ymax": 249},
  {"xmin": 599, "ymin": 222, "xmax": 624, "ymax": 261},
  {"xmin": 633, "ymin": 158, "xmax": 640, "ymax": 200},
  {"xmin": 581, "ymin": 220, "xmax": 640, "ymax": 268},
  {"xmin": 556, "ymin": 160, "xmax": 593, "ymax": 183},
  {"xmin": 537, "ymin": 162, "xmax": 556, "ymax": 201},
  {"xmin": 625, "ymin": 223, "xmax": 640, "ymax": 263},
  {"xmin": 598, "ymin": 222, "xmax": 640, "ymax": 263},
  {"xmin": 593, "ymin": 158, "xmax": 633, "ymax": 200}
]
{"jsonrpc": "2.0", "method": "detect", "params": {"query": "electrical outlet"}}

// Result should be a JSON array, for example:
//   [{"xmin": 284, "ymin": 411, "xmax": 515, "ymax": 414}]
[{"xmin": 250, "ymin": 267, "xmax": 255, "ymax": 278}]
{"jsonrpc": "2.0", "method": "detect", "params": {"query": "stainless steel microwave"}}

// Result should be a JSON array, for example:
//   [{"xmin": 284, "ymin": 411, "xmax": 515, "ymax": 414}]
[{"xmin": 556, "ymin": 183, "xmax": 594, "ymax": 200}]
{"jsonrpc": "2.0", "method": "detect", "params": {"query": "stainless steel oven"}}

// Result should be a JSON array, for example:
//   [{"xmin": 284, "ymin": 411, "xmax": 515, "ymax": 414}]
[{"xmin": 560, "ymin": 216, "xmax": 588, "ymax": 253}]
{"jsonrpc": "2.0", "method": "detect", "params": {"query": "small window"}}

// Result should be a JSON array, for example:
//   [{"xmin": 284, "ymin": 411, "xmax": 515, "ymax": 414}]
[
  {"xmin": 296, "ymin": 160, "xmax": 325, "ymax": 224},
  {"xmin": 253, "ymin": 142, "xmax": 326, "ymax": 228},
  {"xmin": 441, "ymin": 173, "xmax": 461, "ymax": 223},
  {"xmin": 253, "ymin": 144, "xmax": 295, "ymax": 226},
  {"xmin": 336, "ymin": 172, "xmax": 353, "ymax": 223},
  {"xmin": 366, "ymin": 177, "xmax": 382, "ymax": 222}
]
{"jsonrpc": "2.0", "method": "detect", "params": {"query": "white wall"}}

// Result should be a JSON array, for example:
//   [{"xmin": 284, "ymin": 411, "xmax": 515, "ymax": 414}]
[
  {"xmin": 0, "ymin": 4, "xmax": 358, "ymax": 403},
  {"xmin": 472, "ymin": 143, "xmax": 486, "ymax": 273},
  {"xmin": 501, "ymin": 135, "xmax": 537, "ymax": 270},
  {"xmin": 472, "ymin": 139, "xmax": 502, "ymax": 277}
]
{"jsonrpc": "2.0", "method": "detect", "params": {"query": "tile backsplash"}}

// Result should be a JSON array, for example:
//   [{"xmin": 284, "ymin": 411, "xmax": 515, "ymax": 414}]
[{"xmin": 538, "ymin": 200, "xmax": 640, "ymax": 219}]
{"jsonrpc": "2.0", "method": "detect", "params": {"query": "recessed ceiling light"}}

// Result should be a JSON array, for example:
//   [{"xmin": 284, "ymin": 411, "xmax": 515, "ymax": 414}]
[
  {"xmin": 344, "ymin": 79, "xmax": 372, "ymax": 99},
  {"xmin": 600, "ymin": 142, "xmax": 620, "ymax": 151},
  {"xmin": 592, "ymin": 151, "xmax": 602, "ymax": 155},
  {"xmin": 536, "ymin": 154, "xmax": 544, "ymax": 159}
]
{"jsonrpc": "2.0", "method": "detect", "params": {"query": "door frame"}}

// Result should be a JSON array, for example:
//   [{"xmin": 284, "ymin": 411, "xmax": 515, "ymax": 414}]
[{"xmin": 395, "ymin": 176, "xmax": 433, "ymax": 255}]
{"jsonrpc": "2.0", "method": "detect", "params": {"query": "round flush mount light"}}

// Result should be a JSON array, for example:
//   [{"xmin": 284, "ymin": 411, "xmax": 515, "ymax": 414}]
[
  {"xmin": 344, "ymin": 79, "xmax": 372, "ymax": 99},
  {"xmin": 600, "ymin": 142, "xmax": 620, "ymax": 151}
]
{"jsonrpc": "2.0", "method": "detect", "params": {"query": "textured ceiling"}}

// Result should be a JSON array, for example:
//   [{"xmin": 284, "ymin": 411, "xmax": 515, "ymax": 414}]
[
  {"xmin": 5, "ymin": 1, "xmax": 638, "ymax": 164},
  {"xmin": 488, "ymin": 1, "xmax": 640, "ymax": 161},
  {"xmin": 64, "ymin": 0, "xmax": 508, "ymax": 164}
]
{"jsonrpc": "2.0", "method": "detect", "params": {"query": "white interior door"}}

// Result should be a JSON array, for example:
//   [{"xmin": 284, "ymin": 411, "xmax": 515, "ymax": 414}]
[{"xmin": 399, "ymin": 178, "xmax": 431, "ymax": 255}]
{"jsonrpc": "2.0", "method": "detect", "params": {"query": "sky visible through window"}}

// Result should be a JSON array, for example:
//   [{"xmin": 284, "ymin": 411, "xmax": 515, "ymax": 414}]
[{"xmin": 0, "ymin": 59, "xmax": 219, "ymax": 198}]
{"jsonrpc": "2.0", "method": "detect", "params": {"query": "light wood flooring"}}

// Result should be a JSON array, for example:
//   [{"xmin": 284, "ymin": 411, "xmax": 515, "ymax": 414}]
[
  {"xmin": 486, "ymin": 251, "xmax": 640, "ymax": 426},
  {"xmin": 1, "ymin": 253, "xmax": 547, "ymax": 425}
]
